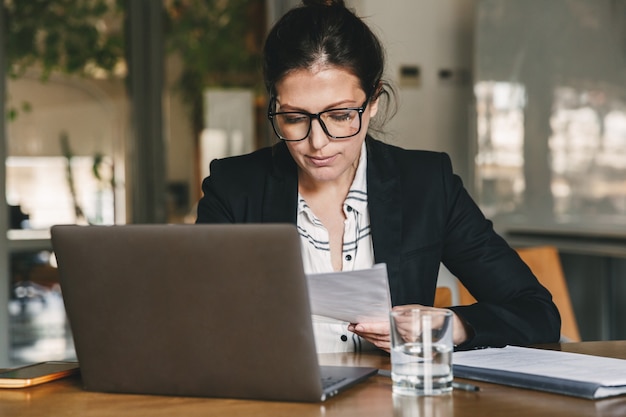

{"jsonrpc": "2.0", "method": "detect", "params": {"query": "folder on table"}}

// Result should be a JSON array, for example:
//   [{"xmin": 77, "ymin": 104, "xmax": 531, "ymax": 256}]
[{"xmin": 453, "ymin": 346, "xmax": 626, "ymax": 400}]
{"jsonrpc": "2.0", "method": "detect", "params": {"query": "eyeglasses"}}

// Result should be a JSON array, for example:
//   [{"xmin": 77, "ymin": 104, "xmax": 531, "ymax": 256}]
[{"xmin": 267, "ymin": 97, "xmax": 369, "ymax": 142}]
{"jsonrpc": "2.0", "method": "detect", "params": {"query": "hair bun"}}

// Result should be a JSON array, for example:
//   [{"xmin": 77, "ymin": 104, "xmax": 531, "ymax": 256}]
[{"xmin": 302, "ymin": 0, "xmax": 345, "ymax": 7}]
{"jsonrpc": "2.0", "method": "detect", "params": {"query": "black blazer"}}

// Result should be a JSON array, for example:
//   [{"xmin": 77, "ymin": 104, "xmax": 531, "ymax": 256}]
[{"xmin": 197, "ymin": 136, "xmax": 561, "ymax": 349}]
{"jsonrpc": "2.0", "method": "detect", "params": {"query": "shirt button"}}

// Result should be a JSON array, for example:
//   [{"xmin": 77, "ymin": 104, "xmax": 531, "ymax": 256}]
[
  {"xmin": 345, "ymin": 254, "xmax": 352, "ymax": 261},
  {"xmin": 346, "ymin": 206, "xmax": 353, "ymax": 212},
  {"xmin": 341, "ymin": 335, "xmax": 348, "ymax": 342}
]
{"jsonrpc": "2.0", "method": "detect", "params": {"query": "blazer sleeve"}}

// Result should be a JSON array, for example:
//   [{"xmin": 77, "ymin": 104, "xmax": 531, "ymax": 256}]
[
  {"xmin": 196, "ymin": 145, "xmax": 295, "ymax": 224},
  {"xmin": 196, "ymin": 148, "xmax": 274, "ymax": 224},
  {"xmin": 435, "ymin": 154, "xmax": 561, "ymax": 349},
  {"xmin": 196, "ymin": 158, "xmax": 238, "ymax": 223}
]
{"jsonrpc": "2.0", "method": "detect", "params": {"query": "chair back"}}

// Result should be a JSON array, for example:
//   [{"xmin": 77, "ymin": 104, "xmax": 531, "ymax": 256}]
[
  {"xmin": 457, "ymin": 245, "xmax": 581, "ymax": 342},
  {"xmin": 434, "ymin": 287, "xmax": 453, "ymax": 308}
]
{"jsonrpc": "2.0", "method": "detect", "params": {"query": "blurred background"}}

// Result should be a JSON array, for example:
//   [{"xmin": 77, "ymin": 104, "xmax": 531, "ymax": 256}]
[{"xmin": 0, "ymin": 0, "xmax": 624, "ymax": 367}]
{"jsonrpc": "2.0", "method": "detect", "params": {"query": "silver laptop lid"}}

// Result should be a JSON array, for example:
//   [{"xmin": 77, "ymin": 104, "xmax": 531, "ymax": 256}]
[{"xmin": 52, "ymin": 224, "xmax": 328, "ymax": 401}]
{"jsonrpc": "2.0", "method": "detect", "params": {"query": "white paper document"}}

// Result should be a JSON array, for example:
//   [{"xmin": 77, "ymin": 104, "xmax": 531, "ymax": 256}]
[
  {"xmin": 305, "ymin": 263, "xmax": 391, "ymax": 323},
  {"xmin": 453, "ymin": 345, "xmax": 626, "ymax": 399}
]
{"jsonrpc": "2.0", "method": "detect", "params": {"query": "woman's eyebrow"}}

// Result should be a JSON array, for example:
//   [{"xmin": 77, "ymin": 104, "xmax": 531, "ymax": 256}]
[{"xmin": 276, "ymin": 99, "xmax": 361, "ymax": 112}]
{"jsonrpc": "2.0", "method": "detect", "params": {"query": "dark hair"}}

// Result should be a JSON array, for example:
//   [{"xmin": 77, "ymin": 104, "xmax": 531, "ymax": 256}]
[{"xmin": 263, "ymin": 0, "xmax": 396, "ymax": 126}]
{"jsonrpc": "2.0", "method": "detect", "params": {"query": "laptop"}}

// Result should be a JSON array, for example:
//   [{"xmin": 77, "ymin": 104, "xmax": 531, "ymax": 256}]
[{"xmin": 51, "ymin": 223, "xmax": 377, "ymax": 402}]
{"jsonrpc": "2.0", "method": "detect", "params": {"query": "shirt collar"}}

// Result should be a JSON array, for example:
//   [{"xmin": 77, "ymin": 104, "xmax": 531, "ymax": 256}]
[{"xmin": 297, "ymin": 141, "xmax": 369, "ymax": 215}]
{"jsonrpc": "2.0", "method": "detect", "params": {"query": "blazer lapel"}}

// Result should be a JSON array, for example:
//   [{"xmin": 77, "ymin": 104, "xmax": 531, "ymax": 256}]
[
  {"xmin": 260, "ymin": 138, "xmax": 405, "ymax": 296},
  {"xmin": 366, "ymin": 138, "xmax": 403, "ymax": 302},
  {"xmin": 262, "ymin": 142, "xmax": 298, "ymax": 224}
]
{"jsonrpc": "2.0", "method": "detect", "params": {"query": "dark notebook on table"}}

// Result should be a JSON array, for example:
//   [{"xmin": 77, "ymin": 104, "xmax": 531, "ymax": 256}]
[{"xmin": 51, "ymin": 223, "xmax": 377, "ymax": 402}]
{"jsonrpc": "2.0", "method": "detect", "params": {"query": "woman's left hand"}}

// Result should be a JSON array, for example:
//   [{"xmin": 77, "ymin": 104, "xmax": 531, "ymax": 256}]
[
  {"xmin": 348, "ymin": 304, "xmax": 471, "ymax": 352},
  {"xmin": 347, "ymin": 321, "xmax": 391, "ymax": 352}
]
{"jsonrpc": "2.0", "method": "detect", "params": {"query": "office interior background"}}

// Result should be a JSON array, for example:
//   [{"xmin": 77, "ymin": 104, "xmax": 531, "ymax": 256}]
[{"xmin": 0, "ymin": 0, "xmax": 624, "ymax": 367}]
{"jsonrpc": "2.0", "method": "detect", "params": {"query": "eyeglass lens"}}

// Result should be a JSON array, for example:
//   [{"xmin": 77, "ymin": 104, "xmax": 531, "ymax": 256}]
[{"xmin": 272, "ymin": 108, "xmax": 361, "ymax": 141}]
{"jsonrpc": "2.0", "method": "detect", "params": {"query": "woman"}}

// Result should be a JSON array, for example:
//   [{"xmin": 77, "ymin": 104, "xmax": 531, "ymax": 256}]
[{"xmin": 196, "ymin": 0, "xmax": 560, "ymax": 352}]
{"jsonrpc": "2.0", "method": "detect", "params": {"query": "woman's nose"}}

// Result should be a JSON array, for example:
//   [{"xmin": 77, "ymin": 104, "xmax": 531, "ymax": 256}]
[{"xmin": 308, "ymin": 118, "xmax": 331, "ymax": 149}]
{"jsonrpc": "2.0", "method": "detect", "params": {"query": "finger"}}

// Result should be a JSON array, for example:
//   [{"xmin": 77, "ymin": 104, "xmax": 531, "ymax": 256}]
[
  {"xmin": 352, "ymin": 330, "xmax": 389, "ymax": 341},
  {"xmin": 354, "ymin": 333, "xmax": 391, "ymax": 352},
  {"xmin": 349, "ymin": 321, "xmax": 389, "ymax": 334}
]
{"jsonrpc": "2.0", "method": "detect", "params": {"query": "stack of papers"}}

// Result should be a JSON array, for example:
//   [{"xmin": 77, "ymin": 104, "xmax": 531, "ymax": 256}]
[{"xmin": 453, "ymin": 346, "xmax": 626, "ymax": 399}]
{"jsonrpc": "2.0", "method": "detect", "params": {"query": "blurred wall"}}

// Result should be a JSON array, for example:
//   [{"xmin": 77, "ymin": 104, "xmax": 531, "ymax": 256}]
[{"xmin": 350, "ymin": 0, "xmax": 478, "ymax": 182}]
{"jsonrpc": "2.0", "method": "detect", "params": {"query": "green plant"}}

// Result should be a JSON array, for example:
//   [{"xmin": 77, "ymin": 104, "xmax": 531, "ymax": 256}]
[
  {"xmin": 3, "ymin": 0, "xmax": 265, "ymax": 133},
  {"xmin": 4, "ymin": 0, "xmax": 124, "ymax": 79},
  {"xmin": 163, "ymin": 0, "xmax": 265, "ymax": 135},
  {"xmin": 3, "ymin": 0, "xmax": 125, "ymax": 120}
]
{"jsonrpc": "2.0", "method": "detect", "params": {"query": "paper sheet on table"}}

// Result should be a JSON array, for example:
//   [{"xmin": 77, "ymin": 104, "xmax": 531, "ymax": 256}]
[
  {"xmin": 305, "ymin": 263, "xmax": 391, "ymax": 323},
  {"xmin": 453, "ymin": 345, "xmax": 626, "ymax": 399}
]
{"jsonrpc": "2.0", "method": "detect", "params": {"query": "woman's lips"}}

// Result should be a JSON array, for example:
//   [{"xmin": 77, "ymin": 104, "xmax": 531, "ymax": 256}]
[{"xmin": 307, "ymin": 154, "xmax": 337, "ymax": 167}]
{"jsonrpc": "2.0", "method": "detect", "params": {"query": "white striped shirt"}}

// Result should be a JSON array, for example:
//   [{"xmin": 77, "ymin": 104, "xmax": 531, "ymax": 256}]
[{"xmin": 297, "ymin": 142, "xmax": 378, "ymax": 353}]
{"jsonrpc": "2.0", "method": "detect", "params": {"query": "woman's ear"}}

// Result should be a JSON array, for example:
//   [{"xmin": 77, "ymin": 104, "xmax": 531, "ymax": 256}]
[{"xmin": 369, "ymin": 96, "xmax": 380, "ymax": 118}]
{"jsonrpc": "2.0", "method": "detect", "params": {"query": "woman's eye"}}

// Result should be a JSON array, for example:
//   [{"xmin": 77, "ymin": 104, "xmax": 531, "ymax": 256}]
[
  {"xmin": 282, "ymin": 114, "xmax": 308, "ymax": 124},
  {"xmin": 327, "ymin": 111, "xmax": 354, "ymax": 122}
]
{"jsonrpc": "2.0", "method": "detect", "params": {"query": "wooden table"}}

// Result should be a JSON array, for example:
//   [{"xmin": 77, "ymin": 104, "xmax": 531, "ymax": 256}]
[{"xmin": 2, "ymin": 341, "xmax": 625, "ymax": 417}]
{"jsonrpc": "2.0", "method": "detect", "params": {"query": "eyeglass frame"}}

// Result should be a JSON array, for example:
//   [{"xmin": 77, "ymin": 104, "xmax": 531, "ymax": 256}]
[{"xmin": 267, "ymin": 96, "xmax": 370, "ymax": 142}]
